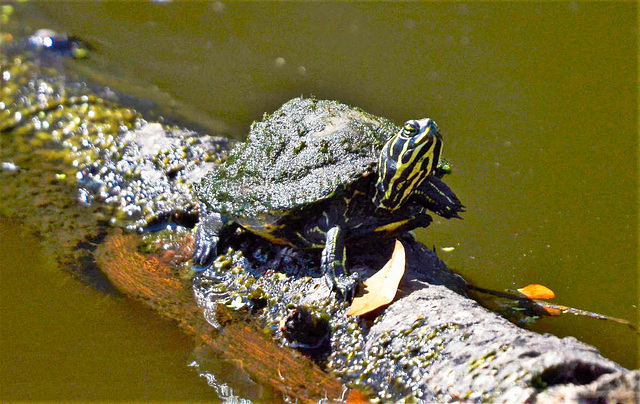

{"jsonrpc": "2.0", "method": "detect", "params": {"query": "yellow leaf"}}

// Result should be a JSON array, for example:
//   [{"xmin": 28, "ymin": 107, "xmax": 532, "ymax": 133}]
[
  {"xmin": 517, "ymin": 284, "xmax": 556, "ymax": 300},
  {"xmin": 347, "ymin": 240, "xmax": 406, "ymax": 316}
]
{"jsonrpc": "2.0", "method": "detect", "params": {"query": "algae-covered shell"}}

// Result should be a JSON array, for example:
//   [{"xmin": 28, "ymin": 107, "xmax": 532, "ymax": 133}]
[{"xmin": 196, "ymin": 97, "xmax": 398, "ymax": 220}]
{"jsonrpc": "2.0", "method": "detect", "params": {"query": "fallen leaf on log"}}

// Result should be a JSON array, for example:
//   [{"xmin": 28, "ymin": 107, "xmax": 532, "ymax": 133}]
[
  {"xmin": 517, "ymin": 284, "xmax": 555, "ymax": 300},
  {"xmin": 347, "ymin": 239, "xmax": 405, "ymax": 316}
]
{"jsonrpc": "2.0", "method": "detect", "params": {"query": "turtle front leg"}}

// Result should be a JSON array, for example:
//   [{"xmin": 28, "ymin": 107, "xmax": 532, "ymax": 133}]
[
  {"xmin": 412, "ymin": 175, "xmax": 464, "ymax": 219},
  {"xmin": 322, "ymin": 226, "xmax": 361, "ymax": 301},
  {"xmin": 192, "ymin": 210, "xmax": 236, "ymax": 270}
]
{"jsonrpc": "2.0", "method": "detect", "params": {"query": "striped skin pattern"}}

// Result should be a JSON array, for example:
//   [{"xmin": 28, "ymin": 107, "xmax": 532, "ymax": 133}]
[{"xmin": 373, "ymin": 119, "xmax": 442, "ymax": 211}]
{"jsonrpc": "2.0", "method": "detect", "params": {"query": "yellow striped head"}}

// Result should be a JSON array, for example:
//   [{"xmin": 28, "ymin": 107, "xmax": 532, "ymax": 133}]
[{"xmin": 373, "ymin": 118, "xmax": 442, "ymax": 211}]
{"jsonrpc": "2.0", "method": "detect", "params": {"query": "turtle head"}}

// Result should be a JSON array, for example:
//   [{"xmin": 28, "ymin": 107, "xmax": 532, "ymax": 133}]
[{"xmin": 373, "ymin": 118, "xmax": 442, "ymax": 211}]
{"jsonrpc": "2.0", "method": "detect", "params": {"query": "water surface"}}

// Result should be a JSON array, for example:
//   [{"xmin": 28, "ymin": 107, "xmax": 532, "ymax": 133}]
[{"xmin": 0, "ymin": 217, "xmax": 219, "ymax": 400}]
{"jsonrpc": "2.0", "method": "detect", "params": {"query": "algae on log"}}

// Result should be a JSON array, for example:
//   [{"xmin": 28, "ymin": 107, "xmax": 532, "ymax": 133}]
[
  {"xmin": 95, "ymin": 233, "xmax": 344, "ymax": 402},
  {"xmin": 191, "ymin": 227, "xmax": 639, "ymax": 402}
]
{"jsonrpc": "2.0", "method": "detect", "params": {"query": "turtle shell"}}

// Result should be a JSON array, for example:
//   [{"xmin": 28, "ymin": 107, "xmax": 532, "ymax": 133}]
[{"xmin": 196, "ymin": 97, "xmax": 399, "ymax": 221}]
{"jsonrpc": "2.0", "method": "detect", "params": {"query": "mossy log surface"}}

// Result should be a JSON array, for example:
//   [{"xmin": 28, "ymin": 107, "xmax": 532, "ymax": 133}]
[
  {"xmin": 95, "ymin": 233, "xmax": 344, "ymax": 402},
  {"xmin": 1, "ymin": 30, "xmax": 637, "ymax": 403}
]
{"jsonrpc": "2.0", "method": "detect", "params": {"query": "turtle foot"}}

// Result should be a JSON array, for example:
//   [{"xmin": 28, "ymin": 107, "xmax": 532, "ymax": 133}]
[
  {"xmin": 332, "ymin": 272, "xmax": 362, "ymax": 303},
  {"xmin": 192, "ymin": 223, "xmax": 218, "ymax": 271}
]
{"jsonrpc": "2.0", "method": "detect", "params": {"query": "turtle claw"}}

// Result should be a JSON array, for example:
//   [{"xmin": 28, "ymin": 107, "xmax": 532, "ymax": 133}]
[
  {"xmin": 192, "ymin": 211, "xmax": 236, "ymax": 271},
  {"xmin": 332, "ymin": 272, "xmax": 362, "ymax": 303},
  {"xmin": 192, "ymin": 223, "xmax": 218, "ymax": 271}
]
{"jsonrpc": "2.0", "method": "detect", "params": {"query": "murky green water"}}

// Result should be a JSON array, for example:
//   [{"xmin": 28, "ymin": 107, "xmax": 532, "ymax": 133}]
[
  {"xmin": 0, "ymin": 217, "xmax": 220, "ymax": 400},
  {"xmin": 2, "ymin": 1, "xmax": 637, "ymax": 399}
]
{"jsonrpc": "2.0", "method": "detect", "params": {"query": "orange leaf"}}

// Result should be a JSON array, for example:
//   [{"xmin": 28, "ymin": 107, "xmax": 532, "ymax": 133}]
[
  {"xmin": 347, "ymin": 240, "xmax": 406, "ymax": 316},
  {"xmin": 517, "ymin": 284, "xmax": 556, "ymax": 300},
  {"xmin": 540, "ymin": 306, "xmax": 563, "ymax": 316}
]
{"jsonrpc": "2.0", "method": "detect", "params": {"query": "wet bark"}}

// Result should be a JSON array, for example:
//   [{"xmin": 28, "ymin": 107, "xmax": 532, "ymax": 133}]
[{"xmin": 365, "ymin": 239, "xmax": 637, "ymax": 402}]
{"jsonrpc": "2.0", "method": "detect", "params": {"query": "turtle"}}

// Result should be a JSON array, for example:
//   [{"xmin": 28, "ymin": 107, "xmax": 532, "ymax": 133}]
[{"xmin": 193, "ymin": 97, "xmax": 463, "ymax": 300}]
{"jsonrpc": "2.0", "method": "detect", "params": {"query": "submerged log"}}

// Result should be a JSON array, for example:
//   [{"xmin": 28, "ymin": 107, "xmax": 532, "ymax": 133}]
[
  {"xmin": 95, "ymin": 225, "xmax": 639, "ymax": 402},
  {"xmin": 95, "ymin": 233, "xmax": 345, "ymax": 403},
  {"xmin": 188, "ymin": 225, "xmax": 638, "ymax": 402}
]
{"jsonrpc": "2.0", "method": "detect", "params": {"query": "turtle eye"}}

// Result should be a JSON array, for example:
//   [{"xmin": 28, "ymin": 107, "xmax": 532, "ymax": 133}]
[{"xmin": 402, "ymin": 120, "xmax": 420, "ymax": 136}]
